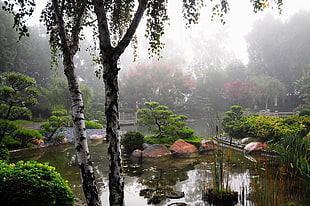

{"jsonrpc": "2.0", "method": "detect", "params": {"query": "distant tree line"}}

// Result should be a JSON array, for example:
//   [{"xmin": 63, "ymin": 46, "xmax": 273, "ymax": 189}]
[{"xmin": 1, "ymin": 4, "xmax": 310, "ymax": 122}]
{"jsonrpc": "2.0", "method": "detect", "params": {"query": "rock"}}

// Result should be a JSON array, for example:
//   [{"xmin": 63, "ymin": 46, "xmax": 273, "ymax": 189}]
[
  {"xmin": 32, "ymin": 138, "xmax": 44, "ymax": 146},
  {"xmin": 167, "ymin": 203, "xmax": 190, "ymax": 206},
  {"xmin": 90, "ymin": 134, "xmax": 104, "ymax": 140},
  {"xmin": 131, "ymin": 149, "xmax": 143, "ymax": 158},
  {"xmin": 142, "ymin": 144, "xmax": 172, "ymax": 158},
  {"xmin": 169, "ymin": 139, "xmax": 198, "ymax": 154},
  {"xmin": 166, "ymin": 191, "xmax": 185, "ymax": 199},
  {"xmin": 199, "ymin": 139, "xmax": 217, "ymax": 152},
  {"xmin": 241, "ymin": 137, "xmax": 253, "ymax": 144},
  {"xmin": 143, "ymin": 143, "xmax": 151, "ymax": 149},
  {"xmin": 244, "ymin": 142, "xmax": 267, "ymax": 154}
]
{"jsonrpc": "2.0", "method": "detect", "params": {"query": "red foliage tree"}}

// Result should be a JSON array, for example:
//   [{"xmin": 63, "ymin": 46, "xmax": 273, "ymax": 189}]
[
  {"xmin": 120, "ymin": 63, "xmax": 195, "ymax": 111},
  {"xmin": 222, "ymin": 79, "xmax": 259, "ymax": 107}
]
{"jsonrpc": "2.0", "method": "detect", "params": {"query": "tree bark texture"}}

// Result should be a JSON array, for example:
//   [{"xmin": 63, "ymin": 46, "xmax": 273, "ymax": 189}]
[
  {"xmin": 104, "ymin": 60, "xmax": 124, "ymax": 206},
  {"xmin": 64, "ymin": 57, "xmax": 102, "ymax": 206},
  {"xmin": 92, "ymin": 1, "xmax": 147, "ymax": 205},
  {"xmin": 51, "ymin": 0, "xmax": 101, "ymax": 205}
]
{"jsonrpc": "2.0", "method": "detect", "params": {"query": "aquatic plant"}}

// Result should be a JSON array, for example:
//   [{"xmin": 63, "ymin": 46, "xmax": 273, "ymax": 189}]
[
  {"xmin": 204, "ymin": 114, "xmax": 238, "ymax": 205},
  {"xmin": 273, "ymin": 133, "xmax": 310, "ymax": 190}
]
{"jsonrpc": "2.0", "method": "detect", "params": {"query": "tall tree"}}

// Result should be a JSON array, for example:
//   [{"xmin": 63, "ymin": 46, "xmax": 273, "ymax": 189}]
[
  {"xmin": 295, "ymin": 69, "xmax": 310, "ymax": 109},
  {"xmin": 222, "ymin": 79, "xmax": 258, "ymax": 108},
  {"xmin": 120, "ymin": 63, "xmax": 195, "ymax": 111},
  {"xmin": 247, "ymin": 11, "xmax": 310, "ymax": 110},
  {"xmin": 3, "ymin": 1, "xmax": 101, "ymax": 205},
  {"xmin": 91, "ymin": 2, "xmax": 282, "ymax": 205},
  {"xmin": 4, "ymin": 1, "xmax": 283, "ymax": 205},
  {"xmin": 251, "ymin": 75, "xmax": 286, "ymax": 110}
]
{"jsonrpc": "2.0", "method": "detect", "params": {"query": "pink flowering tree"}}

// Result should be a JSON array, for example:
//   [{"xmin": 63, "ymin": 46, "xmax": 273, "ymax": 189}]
[
  {"xmin": 221, "ymin": 79, "xmax": 259, "ymax": 108},
  {"xmin": 120, "ymin": 63, "xmax": 195, "ymax": 111}
]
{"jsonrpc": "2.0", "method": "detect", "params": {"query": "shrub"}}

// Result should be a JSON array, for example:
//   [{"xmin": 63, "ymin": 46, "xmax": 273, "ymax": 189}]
[
  {"xmin": 223, "ymin": 114, "xmax": 310, "ymax": 143},
  {"xmin": 0, "ymin": 161, "xmax": 74, "ymax": 206},
  {"xmin": 122, "ymin": 131, "xmax": 144, "ymax": 154},
  {"xmin": 85, "ymin": 120, "xmax": 104, "ymax": 129},
  {"xmin": 299, "ymin": 109, "xmax": 310, "ymax": 117},
  {"xmin": 0, "ymin": 119, "xmax": 20, "ymax": 140},
  {"xmin": 144, "ymin": 135, "xmax": 177, "ymax": 146},
  {"xmin": 40, "ymin": 115, "xmax": 71, "ymax": 141},
  {"xmin": 2, "ymin": 136, "xmax": 21, "ymax": 150},
  {"xmin": 12, "ymin": 128, "xmax": 42, "ymax": 148},
  {"xmin": 0, "ymin": 146, "xmax": 9, "ymax": 161}
]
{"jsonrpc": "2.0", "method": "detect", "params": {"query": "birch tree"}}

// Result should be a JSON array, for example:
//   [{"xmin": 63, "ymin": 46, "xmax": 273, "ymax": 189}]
[
  {"xmin": 90, "ymin": 1, "xmax": 282, "ymax": 205},
  {"xmin": 2, "ymin": 1, "xmax": 101, "ymax": 205},
  {"xmin": 3, "ymin": 1, "xmax": 283, "ymax": 206}
]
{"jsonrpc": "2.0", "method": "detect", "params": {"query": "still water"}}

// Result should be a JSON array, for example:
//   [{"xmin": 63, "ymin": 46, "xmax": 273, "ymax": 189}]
[{"xmin": 10, "ymin": 122, "xmax": 309, "ymax": 206}]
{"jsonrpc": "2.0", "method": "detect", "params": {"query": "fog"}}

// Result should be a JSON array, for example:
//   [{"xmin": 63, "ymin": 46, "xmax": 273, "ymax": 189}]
[{"xmin": 3, "ymin": 0, "xmax": 310, "ymax": 118}]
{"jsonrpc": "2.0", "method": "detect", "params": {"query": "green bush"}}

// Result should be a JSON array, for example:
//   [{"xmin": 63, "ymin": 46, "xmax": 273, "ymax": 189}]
[
  {"xmin": 222, "ymin": 114, "xmax": 310, "ymax": 143},
  {"xmin": 13, "ymin": 129, "xmax": 42, "ymax": 148},
  {"xmin": 299, "ymin": 109, "xmax": 310, "ymax": 117},
  {"xmin": 85, "ymin": 120, "xmax": 104, "ymax": 129},
  {"xmin": 144, "ymin": 134, "xmax": 201, "ymax": 147},
  {"xmin": 0, "ymin": 119, "xmax": 20, "ymax": 137},
  {"xmin": 2, "ymin": 137, "xmax": 21, "ymax": 150},
  {"xmin": 40, "ymin": 115, "xmax": 71, "ymax": 141},
  {"xmin": 144, "ymin": 135, "xmax": 177, "ymax": 146},
  {"xmin": 0, "ymin": 161, "xmax": 74, "ymax": 206},
  {"xmin": 122, "ymin": 131, "xmax": 144, "ymax": 154},
  {"xmin": 0, "ymin": 146, "xmax": 9, "ymax": 161}
]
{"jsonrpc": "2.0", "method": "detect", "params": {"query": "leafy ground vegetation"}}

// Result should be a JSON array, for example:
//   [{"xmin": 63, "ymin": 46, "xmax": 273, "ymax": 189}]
[
  {"xmin": 222, "ymin": 105, "xmax": 310, "ymax": 189},
  {"xmin": 0, "ymin": 161, "xmax": 74, "ymax": 206}
]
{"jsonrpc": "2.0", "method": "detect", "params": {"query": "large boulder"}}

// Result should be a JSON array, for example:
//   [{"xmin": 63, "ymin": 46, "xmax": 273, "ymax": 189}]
[
  {"xmin": 142, "ymin": 144, "xmax": 172, "ymax": 158},
  {"xmin": 199, "ymin": 139, "xmax": 217, "ymax": 153},
  {"xmin": 244, "ymin": 142, "xmax": 267, "ymax": 154},
  {"xmin": 169, "ymin": 139, "xmax": 198, "ymax": 154},
  {"xmin": 90, "ymin": 134, "xmax": 104, "ymax": 140}
]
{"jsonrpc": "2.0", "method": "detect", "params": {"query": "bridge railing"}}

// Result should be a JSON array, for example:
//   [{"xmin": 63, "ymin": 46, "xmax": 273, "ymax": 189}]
[{"xmin": 119, "ymin": 112, "xmax": 137, "ymax": 125}]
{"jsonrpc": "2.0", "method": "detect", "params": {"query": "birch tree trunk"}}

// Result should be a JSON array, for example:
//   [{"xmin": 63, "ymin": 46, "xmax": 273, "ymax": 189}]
[
  {"xmin": 51, "ymin": 1, "xmax": 102, "ymax": 205},
  {"xmin": 103, "ymin": 59, "xmax": 124, "ymax": 206},
  {"xmin": 92, "ymin": 1, "xmax": 147, "ymax": 205}
]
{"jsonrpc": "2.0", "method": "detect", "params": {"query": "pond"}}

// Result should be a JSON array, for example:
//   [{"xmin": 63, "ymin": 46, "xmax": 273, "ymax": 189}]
[{"xmin": 10, "ymin": 122, "xmax": 309, "ymax": 206}]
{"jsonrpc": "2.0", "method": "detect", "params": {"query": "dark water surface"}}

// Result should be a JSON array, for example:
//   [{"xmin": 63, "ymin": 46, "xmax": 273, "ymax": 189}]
[{"xmin": 10, "ymin": 122, "xmax": 309, "ymax": 206}]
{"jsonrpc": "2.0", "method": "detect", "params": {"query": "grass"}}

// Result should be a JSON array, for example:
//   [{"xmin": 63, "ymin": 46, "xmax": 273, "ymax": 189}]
[{"xmin": 14, "ymin": 120, "xmax": 36, "ymax": 125}]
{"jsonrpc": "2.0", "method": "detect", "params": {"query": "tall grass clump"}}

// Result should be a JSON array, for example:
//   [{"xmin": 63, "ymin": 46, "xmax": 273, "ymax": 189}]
[{"xmin": 273, "ymin": 132, "xmax": 310, "ymax": 191}]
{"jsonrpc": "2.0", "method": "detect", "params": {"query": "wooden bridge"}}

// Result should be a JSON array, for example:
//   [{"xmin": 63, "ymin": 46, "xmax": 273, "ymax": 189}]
[
  {"xmin": 119, "ymin": 112, "xmax": 137, "ymax": 125},
  {"xmin": 244, "ymin": 110, "xmax": 299, "ymax": 118}
]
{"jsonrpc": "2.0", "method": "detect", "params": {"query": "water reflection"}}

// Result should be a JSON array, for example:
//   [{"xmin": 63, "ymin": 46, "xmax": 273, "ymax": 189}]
[{"xmin": 10, "ymin": 140, "xmax": 309, "ymax": 206}]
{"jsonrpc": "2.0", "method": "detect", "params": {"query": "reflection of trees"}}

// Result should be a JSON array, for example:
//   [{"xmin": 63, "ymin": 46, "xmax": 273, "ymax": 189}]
[{"xmin": 123, "ymin": 158, "xmax": 201, "ymax": 189}]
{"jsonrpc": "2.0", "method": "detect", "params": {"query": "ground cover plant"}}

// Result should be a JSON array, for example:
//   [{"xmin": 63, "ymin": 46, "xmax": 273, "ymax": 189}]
[
  {"xmin": 0, "ymin": 160, "xmax": 74, "ymax": 206},
  {"xmin": 222, "ymin": 106, "xmax": 310, "ymax": 143}
]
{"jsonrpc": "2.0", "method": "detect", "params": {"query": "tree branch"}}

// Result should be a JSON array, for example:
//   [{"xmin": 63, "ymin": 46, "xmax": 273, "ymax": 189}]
[
  {"xmin": 92, "ymin": 0, "xmax": 113, "ymax": 55},
  {"xmin": 51, "ymin": 0, "xmax": 69, "ymax": 53},
  {"xmin": 70, "ymin": 0, "xmax": 87, "ymax": 55},
  {"xmin": 114, "ymin": 0, "xmax": 147, "ymax": 58}
]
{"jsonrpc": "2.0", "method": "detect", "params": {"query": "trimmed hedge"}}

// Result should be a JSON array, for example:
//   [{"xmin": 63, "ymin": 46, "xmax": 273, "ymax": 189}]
[
  {"xmin": 85, "ymin": 120, "xmax": 104, "ymax": 129},
  {"xmin": 122, "ymin": 131, "xmax": 144, "ymax": 154},
  {"xmin": 0, "ymin": 161, "xmax": 74, "ymax": 206}
]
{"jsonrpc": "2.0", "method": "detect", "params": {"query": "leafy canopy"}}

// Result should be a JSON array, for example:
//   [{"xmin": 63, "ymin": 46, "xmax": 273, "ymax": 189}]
[
  {"xmin": 138, "ymin": 102, "xmax": 196, "ymax": 141},
  {"xmin": 0, "ymin": 72, "xmax": 39, "ymax": 120}
]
